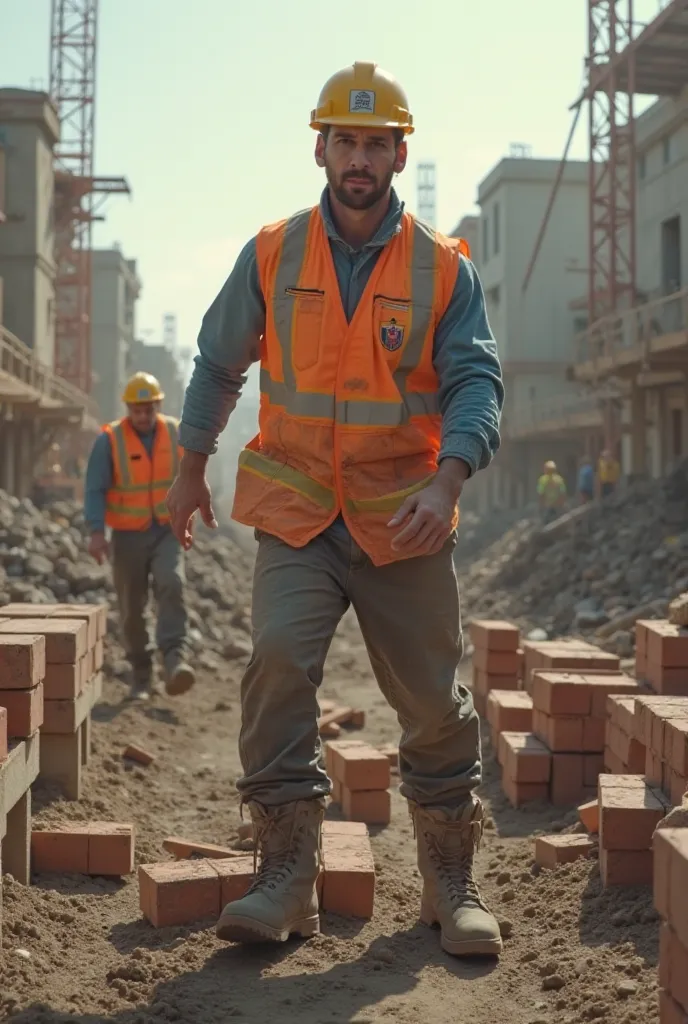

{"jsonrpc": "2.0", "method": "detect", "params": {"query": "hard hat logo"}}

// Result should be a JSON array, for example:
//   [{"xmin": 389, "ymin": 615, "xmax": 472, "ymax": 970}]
[{"xmin": 350, "ymin": 90, "xmax": 375, "ymax": 114}]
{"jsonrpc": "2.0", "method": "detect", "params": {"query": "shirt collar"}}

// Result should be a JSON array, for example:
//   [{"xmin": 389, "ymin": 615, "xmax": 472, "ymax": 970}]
[{"xmin": 319, "ymin": 186, "xmax": 404, "ymax": 251}]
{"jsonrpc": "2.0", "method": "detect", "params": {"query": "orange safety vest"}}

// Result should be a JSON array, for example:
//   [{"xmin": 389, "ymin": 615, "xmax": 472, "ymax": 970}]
[
  {"xmin": 103, "ymin": 415, "xmax": 181, "ymax": 531},
  {"xmin": 231, "ymin": 206, "xmax": 467, "ymax": 566}
]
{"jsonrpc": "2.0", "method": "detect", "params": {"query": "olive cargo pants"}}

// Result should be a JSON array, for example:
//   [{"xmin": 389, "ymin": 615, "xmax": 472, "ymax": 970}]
[
  {"xmin": 111, "ymin": 524, "xmax": 189, "ymax": 680},
  {"xmin": 237, "ymin": 517, "xmax": 480, "ymax": 807}
]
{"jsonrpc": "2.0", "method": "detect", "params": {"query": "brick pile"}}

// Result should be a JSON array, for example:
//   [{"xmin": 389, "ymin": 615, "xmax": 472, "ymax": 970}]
[
  {"xmin": 598, "ymin": 774, "xmax": 668, "ymax": 886},
  {"xmin": 31, "ymin": 823, "xmax": 135, "ymax": 876},
  {"xmin": 605, "ymin": 694, "xmax": 646, "ymax": 774},
  {"xmin": 139, "ymin": 820, "xmax": 375, "ymax": 927},
  {"xmin": 634, "ymin": 695, "xmax": 688, "ymax": 806},
  {"xmin": 318, "ymin": 699, "xmax": 366, "ymax": 739},
  {"xmin": 325, "ymin": 739, "xmax": 391, "ymax": 825},
  {"xmin": 521, "ymin": 638, "xmax": 622, "ymax": 696},
  {"xmin": 636, "ymin": 621, "xmax": 688, "ymax": 696},
  {"xmin": 487, "ymin": 690, "xmax": 532, "ymax": 761},
  {"xmin": 499, "ymin": 731, "xmax": 551, "ymax": 807},
  {"xmin": 468, "ymin": 619, "xmax": 521, "ymax": 716},
  {"xmin": 655, "ymin": 827, "xmax": 688, "ymax": 1022},
  {"xmin": 0, "ymin": 604, "xmax": 107, "ymax": 801}
]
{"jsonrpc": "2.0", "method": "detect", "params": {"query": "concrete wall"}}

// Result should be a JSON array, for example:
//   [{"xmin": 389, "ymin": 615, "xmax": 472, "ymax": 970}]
[
  {"xmin": 0, "ymin": 89, "xmax": 58, "ymax": 363},
  {"xmin": 91, "ymin": 249, "xmax": 141, "ymax": 423}
]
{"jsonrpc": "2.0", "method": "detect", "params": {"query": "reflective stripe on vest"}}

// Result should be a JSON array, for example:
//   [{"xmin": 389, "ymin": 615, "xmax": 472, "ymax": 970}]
[{"xmin": 105, "ymin": 416, "xmax": 179, "ymax": 529}]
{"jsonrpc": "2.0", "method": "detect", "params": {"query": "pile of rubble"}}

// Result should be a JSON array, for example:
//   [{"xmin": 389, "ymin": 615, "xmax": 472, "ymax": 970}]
[
  {"xmin": 461, "ymin": 460, "xmax": 688, "ymax": 655},
  {"xmin": 0, "ymin": 490, "xmax": 255, "ymax": 667}
]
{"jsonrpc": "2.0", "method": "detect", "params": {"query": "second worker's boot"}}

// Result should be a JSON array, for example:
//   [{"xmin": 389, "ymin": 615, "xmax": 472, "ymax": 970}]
[
  {"xmin": 163, "ymin": 650, "xmax": 196, "ymax": 697},
  {"xmin": 411, "ymin": 796, "xmax": 503, "ymax": 958},
  {"xmin": 216, "ymin": 798, "xmax": 325, "ymax": 944}
]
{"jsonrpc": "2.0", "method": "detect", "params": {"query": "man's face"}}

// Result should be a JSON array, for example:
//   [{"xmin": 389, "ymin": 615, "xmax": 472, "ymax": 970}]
[
  {"xmin": 128, "ymin": 401, "xmax": 160, "ymax": 433},
  {"xmin": 316, "ymin": 127, "xmax": 406, "ymax": 211}
]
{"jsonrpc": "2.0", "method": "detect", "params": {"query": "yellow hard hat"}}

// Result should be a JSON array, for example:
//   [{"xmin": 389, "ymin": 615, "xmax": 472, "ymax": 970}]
[
  {"xmin": 310, "ymin": 62, "xmax": 414, "ymax": 135},
  {"xmin": 122, "ymin": 372, "xmax": 164, "ymax": 404},
  {"xmin": 545, "ymin": 460, "xmax": 557, "ymax": 473}
]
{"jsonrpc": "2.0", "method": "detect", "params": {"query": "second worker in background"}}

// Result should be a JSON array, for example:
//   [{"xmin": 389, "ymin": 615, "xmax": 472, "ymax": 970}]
[
  {"xmin": 85, "ymin": 372, "xmax": 196, "ymax": 699},
  {"xmin": 168, "ymin": 64, "xmax": 504, "ymax": 958}
]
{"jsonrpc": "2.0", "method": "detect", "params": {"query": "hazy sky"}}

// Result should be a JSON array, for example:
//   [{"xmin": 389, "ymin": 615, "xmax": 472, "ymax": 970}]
[{"xmin": 0, "ymin": 0, "xmax": 665, "ymax": 369}]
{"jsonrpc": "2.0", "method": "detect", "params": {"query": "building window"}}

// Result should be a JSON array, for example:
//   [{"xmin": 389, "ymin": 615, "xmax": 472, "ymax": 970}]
[
  {"xmin": 638, "ymin": 154, "xmax": 646, "ymax": 181},
  {"xmin": 663, "ymin": 136, "xmax": 671, "ymax": 166},
  {"xmin": 493, "ymin": 203, "xmax": 500, "ymax": 255},
  {"xmin": 482, "ymin": 216, "xmax": 489, "ymax": 262}
]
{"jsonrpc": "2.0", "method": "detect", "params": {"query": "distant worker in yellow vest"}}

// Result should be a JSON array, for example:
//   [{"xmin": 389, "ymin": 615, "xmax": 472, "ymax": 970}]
[
  {"xmin": 598, "ymin": 448, "xmax": 620, "ymax": 499},
  {"xmin": 168, "ymin": 63, "xmax": 504, "ymax": 958},
  {"xmin": 84, "ymin": 372, "xmax": 195, "ymax": 699},
  {"xmin": 537, "ymin": 460, "xmax": 567, "ymax": 523}
]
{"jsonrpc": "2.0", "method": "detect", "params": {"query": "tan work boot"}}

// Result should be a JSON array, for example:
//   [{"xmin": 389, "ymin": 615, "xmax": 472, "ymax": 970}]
[
  {"xmin": 163, "ymin": 651, "xmax": 196, "ymax": 696},
  {"xmin": 411, "ymin": 796, "xmax": 503, "ymax": 957},
  {"xmin": 216, "ymin": 798, "xmax": 325, "ymax": 944}
]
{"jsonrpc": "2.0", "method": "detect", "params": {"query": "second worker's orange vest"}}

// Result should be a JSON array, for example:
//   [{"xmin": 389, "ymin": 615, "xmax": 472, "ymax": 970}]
[
  {"xmin": 231, "ymin": 206, "xmax": 467, "ymax": 565},
  {"xmin": 103, "ymin": 415, "xmax": 180, "ymax": 531}
]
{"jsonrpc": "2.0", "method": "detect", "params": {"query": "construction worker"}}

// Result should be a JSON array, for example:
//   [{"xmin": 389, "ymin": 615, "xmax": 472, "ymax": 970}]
[
  {"xmin": 537, "ymin": 460, "xmax": 567, "ymax": 523},
  {"xmin": 598, "ymin": 447, "xmax": 620, "ymax": 499},
  {"xmin": 577, "ymin": 454, "xmax": 595, "ymax": 504},
  {"xmin": 168, "ymin": 63, "xmax": 504, "ymax": 957},
  {"xmin": 85, "ymin": 372, "xmax": 195, "ymax": 699}
]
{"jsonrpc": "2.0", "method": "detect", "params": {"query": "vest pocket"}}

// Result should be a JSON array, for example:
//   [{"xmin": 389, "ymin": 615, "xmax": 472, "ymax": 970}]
[{"xmin": 276, "ymin": 288, "xmax": 325, "ymax": 372}]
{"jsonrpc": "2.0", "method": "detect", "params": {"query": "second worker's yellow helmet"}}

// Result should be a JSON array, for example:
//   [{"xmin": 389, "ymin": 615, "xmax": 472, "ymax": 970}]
[
  {"xmin": 122, "ymin": 372, "xmax": 165, "ymax": 405},
  {"xmin": 310, "ymin": 62, "xmax": 414, "ymax": 135}
]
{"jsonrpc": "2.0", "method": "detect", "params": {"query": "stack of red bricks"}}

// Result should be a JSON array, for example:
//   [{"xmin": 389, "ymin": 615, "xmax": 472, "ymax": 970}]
[
  {"xmin": 598, "ymin": 773, "xmax": 668, "ymax": 886},
  {"xmin": 605, "ymin": 694, "xmax": 646, "ymax": 774},
  {"xmin": 325, "ymin": 739, "xmax": 392, "ymax": 825},
  {"xmin": 655, "ymin": 827, "xmax": 688, "ymax": 1022},
  {"xmin": 139, "ymin": 820, "xmax": 375, "ymax": 927},
  {"xmin": 31, "ymin": 822, "xmax": 135, "ymax": 877},
  {"xmin": 499, "ymin": 669, "xmax": 640, "ymax": 808},
  {"xmin": 468, "ymin": 620, "xmax": 522, "ymax": 717},
  {"xmin": 487, "ymin": 690, "xmax": 533, "ymax": 761},
  {"xmin": 0, "ymin": 604, "xmax": 107, "ymax": 800},
  {"xmin": 635, "ymin": 696, "xmax": 688, "ymax": 806},
  {"xmin": 636, "ymin": 620, "xmax": 688, "ymax": 696},
  {"xmin": 521, "ymin": 638, "xmax": 622, "ymax": 695}
]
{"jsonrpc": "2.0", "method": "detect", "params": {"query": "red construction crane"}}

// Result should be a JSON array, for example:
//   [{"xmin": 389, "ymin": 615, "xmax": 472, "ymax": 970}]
[{"xmin": 49, "ymin": 0, "xmax": 130, "ymax": 394}]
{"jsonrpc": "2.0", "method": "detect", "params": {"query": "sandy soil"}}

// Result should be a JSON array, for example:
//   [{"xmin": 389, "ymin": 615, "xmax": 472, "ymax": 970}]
[{"xmin": 0, "ymin": 608, "xmax": 661, "ymax": 1024}]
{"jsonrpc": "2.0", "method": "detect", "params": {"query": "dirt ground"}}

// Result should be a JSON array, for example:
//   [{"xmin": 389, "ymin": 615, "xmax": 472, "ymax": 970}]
[{"xmin": 0, "ymin": 608, "xmax": 662, "ymax": 1024}]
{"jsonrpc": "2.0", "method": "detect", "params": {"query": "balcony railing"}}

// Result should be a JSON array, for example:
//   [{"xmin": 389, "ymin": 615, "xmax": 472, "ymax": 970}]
[
  {"xmin": 575, "ymin": 286, "xmax": 688, "ymax": 365},
  {"xmin": 504, "ymin": 391, "xmax": 606, "ymax": 439},
  {"xmin": 0, "ymin": 325, "xmax": 99, "ymax": 425}
]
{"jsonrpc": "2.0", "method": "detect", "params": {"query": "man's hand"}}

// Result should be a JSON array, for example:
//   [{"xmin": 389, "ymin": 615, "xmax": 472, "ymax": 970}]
[
  {"xmin": 167, "ymin": 450, "xmax": 218, "ymax": 550},
  {"xmin": 88, "ymin": 531, "xmax": 109, "ymax": 565},
  {"xmin": 388, "ymin": 457, "xmax": 470, "ymax": 556}
]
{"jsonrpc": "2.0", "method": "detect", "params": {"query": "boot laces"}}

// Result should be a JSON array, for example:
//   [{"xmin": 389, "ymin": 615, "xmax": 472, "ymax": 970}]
[
  {"xmin": 248, "ymin": 813, "xmax": 301, "ymax": 893},
  {"xmin": 425, "ymin": 820, "xmax": 485, "ymax": 909}
]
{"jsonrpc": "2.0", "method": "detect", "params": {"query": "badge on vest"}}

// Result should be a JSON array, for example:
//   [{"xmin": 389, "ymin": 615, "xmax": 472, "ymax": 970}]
[{"xmin": 379, "ymin": 317, "xmax": 405, "ymax": 352}]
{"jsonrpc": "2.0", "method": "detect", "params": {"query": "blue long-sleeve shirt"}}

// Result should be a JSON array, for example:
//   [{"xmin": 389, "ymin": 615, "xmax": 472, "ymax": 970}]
[
  {"xmin": 84, "ymin": 425, "xmax": 168, "ymax": 535},
  {"xmin": 180, "ymin": 187, "xmax": 504, "ymax": 476}
]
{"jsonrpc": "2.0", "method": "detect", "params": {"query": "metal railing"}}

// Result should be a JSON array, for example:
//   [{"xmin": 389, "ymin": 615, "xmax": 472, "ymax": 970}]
[
  {"xmin": 504, "ymin": 391, "xmax": 606, "ymax": 438},
  {"xmin": 0, "ymin": 325, "xmax": 99, "ymax": 422},
  {"xmin": 575, "ymin": 286, "xmax": 688, "ymax": 365}
]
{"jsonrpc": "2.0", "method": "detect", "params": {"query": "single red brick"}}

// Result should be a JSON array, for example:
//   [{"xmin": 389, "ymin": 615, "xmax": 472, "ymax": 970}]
[
  {"xmin": 532, "ymin": 672, "xmax": 592, "ymax": 716},
  {"xmin": 578, "ymin": 799, "xmax": 599, "ymax": 833},
  {"xmin": 0, "ymin": 682, "xmax": 44, "ymax": 738},
  {"xmin": 599, "ymin": 775, "xmax": 666, "ymax": 850},
  {"xmin": 648, "ymin": 623, "xmax": 688, "ymax": 668},
  {"xmin": 139, "ymin": 860, "xmax": 220, "ymax": 927},
  {"xmin": 540, "ymin": 649, "xmax": 621, "ymax": 673},
  {"xmin": 534, "ymin": 709, "xmax": 584, "ymax": 753},
  {"xmin": 379, "ymin": 744, "xmax": 399, "ymax": 768},
  {"xmin": 607, "ymin": 695, "xmax": 638, "ymax": 735},
  {"xmin": 31, "ymin": 828, "xmax": 90, "ymax": 873},
  {"xmin": 502, "ymin": 773, "xmax": 549, "ymax": 808},
  {"xmin": 210, "ymin": 856, "xmax": 255, "ymax": 906},
  {"xmin": 535, "ymin": 834, "xmax": 595, "ymax": 868},
  {"xmin": 0, "ymin": 619, "xmax": 87, "ymax": 664},
  {"xmin": 469, "ymin": 620, "xmax": 520, "ymax": 652},
  {"xmin": 0, "ymin": 634, "xmax": 46, "ymax": 689},
  {"xmin": 163, "ymin": 837, "xmax": 236, "ymax": 860},
  {"xmin": 600, "ymin": 847, "xmax": 653, "ymax": 886},
  {"xmin": 87, "ymin": 823, "xmax": 135, "ymax": 876},
  {"xmin": 319, "ymin": 717, "xmax": 341, "ymax": 739},
  {"xmin": 551, "ymin": 753, "xmax": 586, "ymax": 806},
  {"xmin": 588, "ymin": 677, "xmax": 641, "ymax": 718},
  {"xmin": 661, "ymin": 991, "xmax": 688, "ymax": 1024},
  {"xmin": 501, "ymin": 732, "xmax": 551, "ymax": 784},
  {"xmin": 0, "ymin": 706, "xmax": 7, "ymax": 762},
  {"xmin": 321, "ymin": 830, "xmax": 375, "ymax": 919},
  {"xmin": 583, "ymin": 753, "xmax": 605, "ymax": 787},
  {"xmin": 1, "ymin": 604, "xmax": 101, "ymax": 648},
  {"xmin": 43, "ymin": 659, "xmax": 85, "ymax": 700},
  {"xmin": 123, "ymin": 744, "xmax": 156, "ymax": 767},
  {"xmin": 341, "ymin": 786, "xmax": 391, "ymax": 825},
  {"xmin": 322, "ymin": 821, "xmax": 369, "ymax": 837},
  {"xmin": 323, "ymin": 739, "xmax": 365, "ymax": 779},
  {"xmin": 583, "ymin": 717, "xmax": 606, "ymax": 753},
  {"xmin": 473, "ymin": 647, "xmax": 520, "ymax": 676},
  {"xmin": 330, "ymin": 744, "xmax": 390, "ymax": 791},
  {"xmin": 647, "ymin": 662, "xmax": 688, "ymax": 696},
  {"xmin": 486, "ymin": 690, "xmax": 533, "ymax": 735},
  {"xmin": 472, "ymin": 668, "xmax": 520, "ymax": 696}
]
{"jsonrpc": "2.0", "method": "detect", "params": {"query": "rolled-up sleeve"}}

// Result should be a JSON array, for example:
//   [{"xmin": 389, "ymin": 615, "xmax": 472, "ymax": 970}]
[
  {"xmin": 433, "ymin": 254, "xmax": 504, "ymax": 475},
  {"xmin": 179, "ymin": 238, "xmax": 265, "ymax": 455}
]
